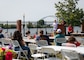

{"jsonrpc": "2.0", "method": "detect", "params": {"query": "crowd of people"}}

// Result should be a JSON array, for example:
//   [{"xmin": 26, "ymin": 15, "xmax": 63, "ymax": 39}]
[{"xmin": 0, "ymin": 20, "xmax": 83, "ymax": 59}]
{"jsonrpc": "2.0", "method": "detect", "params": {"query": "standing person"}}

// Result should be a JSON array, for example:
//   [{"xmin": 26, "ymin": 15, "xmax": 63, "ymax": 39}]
[
  {"xmin": 52, "ymin": 20, "xmax": 58, "ymax": 35},
  {"xmin": 12, "ymin": 30, "xmax": 31, "ymax": 59},
  {"xmin": 36, "ymin": 30, "xmax": 51, "ymax": 45},
  {"xmin": 68, "ymin": 24, "xmax": 74, "ymax": 35},
  {"xmin": 61, "ymin": 20, "xmax": 66, "ymax": 25},
  {"xmin": 54, "ymin": 29, "xmax": 65, "ymax": 46},
  {"xmin": 61, "ymin": 20, "xmax": 66, "ymax": 35},
  {"xmin": 0, "ymin": 27, "xmax": 4, "ymax": 38}
]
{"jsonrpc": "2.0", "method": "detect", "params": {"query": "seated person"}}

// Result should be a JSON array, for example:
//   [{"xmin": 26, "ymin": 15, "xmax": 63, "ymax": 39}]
[
  {"xmin": 12, "ymin": 30, "xmax": 31, "ymax": 59},
  {"xmin": 33, "ymin": 32, "xmax": 38, "ymax": 39},
  {"xmin": 4, "ymin": 32, "xmax": 10, "ymax": 38},
  {"xmin": 67, "ymin": 24, "xmax": 74, "ymax": 35},
  {"xmin": 26, "ymin": 30, "xmax": 33, "ymax": 39},
  {"xmin": 54, "ymin": 29, "xmax": 65, "ymax": 46},
  {"xmin": 0, "ymin": 27, "xmax": 4, "ymax": 38},
  {"xmin": 36, "ymin": 30, "xmax": 51, "ymax": 45},
  {"xmin": 66, "ymin": 36, "xmax": 81, "ymax": 47}
]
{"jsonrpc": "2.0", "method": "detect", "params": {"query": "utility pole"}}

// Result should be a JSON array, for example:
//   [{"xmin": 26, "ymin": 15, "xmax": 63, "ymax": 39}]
[
  {"xmin": 23, "ymin": 14, "xmax": 25, "ymax": 36},
  {"xmin": 7, "ymin": 21, "xmax": 8, "ymax": 33}
]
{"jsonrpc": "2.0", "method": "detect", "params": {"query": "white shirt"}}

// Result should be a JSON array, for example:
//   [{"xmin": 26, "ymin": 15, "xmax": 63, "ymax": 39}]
[{"xmin": 52, "ymin": 22, "xmax": 58, "ymax": 31}]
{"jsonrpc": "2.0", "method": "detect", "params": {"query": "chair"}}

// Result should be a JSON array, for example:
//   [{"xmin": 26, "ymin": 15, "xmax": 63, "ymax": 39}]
[
  {"xmin": 28, "ymin": 44, "xmax": 45, "ymax": 60},
  {"xmin": 12, "ymin": 40, "xmax": 28, "ymax": 60},
  {"xmin": 81, "ymin": 38, "xmax": 84, "ymax": 46},
  {"xmin": 41, "ymin": 47, "xmax": 61, "ymax": 60},
  {"xmin": 28, "ymin": 44, "xmax": 38, "ymax": 54},
  {"xmin": 61, "ymin": 49, "xmax": 80, "ymax": 60},
  {"xmin": 31, "ymin": 53, "xmax": 45, "ymax": 60},
  {"xmin": 36, "ymin": 40, "xmax": 48, "ymax": 47},
  {"xmin": 1, "ymin": 38, "xmax": 12, "ymax": 47},
  {"xmin": 0, "ymin": 38, "xmax": 3, "ymax": 47},
  {"xmin": 54, "ymin": 38, "xmax": 66, "ymax": 45},
  {"xmin": 62, "ymin": 43, "xmax": 76, "ymax": 47}
]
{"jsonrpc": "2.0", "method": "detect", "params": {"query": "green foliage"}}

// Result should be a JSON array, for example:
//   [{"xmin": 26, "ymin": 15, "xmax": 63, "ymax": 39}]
[
  {"xmin": 0, "ymin": 24, "xmax": 16, "ymax": 29},
  {"xmin": 27, "ymin": 22, "xmax": 33, "ymax": 28},
  {"xmin": 0, "ymin": 24, "xmax": 3, "ymax": 28},
  {"xmin": 37, "ymin": 19, "xmax": 45, "ymax": 28},
  {"xmin": 55, "ymin": 0, "xmax": 84, "ymax": 26},
  {"xmin": 10, "ymin": 24, "xmax": 16, "ymax": 28}
]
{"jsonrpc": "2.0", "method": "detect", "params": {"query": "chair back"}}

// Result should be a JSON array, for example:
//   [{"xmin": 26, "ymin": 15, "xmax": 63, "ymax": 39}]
[
  {"xmin": 1, "ymin": 38, "xmax": 12, "ymax": 47},
  {"xmin": 41, "ymin": 47, "xmax": 56, "ymax": 54},
  {"xmin": 36, "ymin": 40, "xmax": 48, "ymax": 47},
  {"xmin": 62, "ymin": 43, "xmax": 76, "ymax": 47},
  {"xmin": 12, "ymin": 40, "xmax": 21, "ymax": 48},
  {"xmin": 81, "ymin": 38, "xmax": 84, "ymax": 45},
  {"xmin": 56, "ymin": 38, "xmax": 66, "ymax": 43},
  {"xmin": 28, "ymin": 44, "xmax": 38, "ymax": 54},
  {"xmin": 11, "ymin": 40, "xmax": 22, "ymax": 51},
  {"xmin": 61, "ymin": 49, "xmax": 80, "ymax": 60},
  {"xmin": 28, "ymin": 44, "xmax": 38, "ymax": 50},
  {"xmin": 12, "ymin": 40, "xmax": 28, "ymax": 60},
  {"xmin": 40, "ymin": 47, "xmax": 57, "ymax": 59}
]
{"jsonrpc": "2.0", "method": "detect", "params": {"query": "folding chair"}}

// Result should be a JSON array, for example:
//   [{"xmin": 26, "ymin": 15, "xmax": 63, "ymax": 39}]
[
  {"xmin": 28, "ymin": 44, "xmax": 45, "ymax": 60},
  {"xmin": 41, "ymin": 47, "xmax": 61, "ymax": 60},
  {"xmin": 81, "ymin": 38, "xmax": 84, "ymax": 46},
  {"xmin": 12, "ymin": 40, "xmax": 28, "ymax": 60},
  {"xmin": 28, "ymin": 44, "xmax": 38, "ymax": 54},
  {"xmin": 1, "ymin": 38, "xmax": 12, "ymax": 47},
  {"xmin": 61, "ymin": 49, "xmax": 80, "ymax": 60},
  {"xmin": 36, "ymin": 40, "xmax": 48, "ymax": 47},
  {"xmin": 54, "ymin": 38, "xmax": 66, "ymax": 45}
]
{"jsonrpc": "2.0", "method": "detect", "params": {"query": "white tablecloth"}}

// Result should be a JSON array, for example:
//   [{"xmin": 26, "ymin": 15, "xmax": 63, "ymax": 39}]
[
  {"xmin": 23, "ymin": 37, "xmax": 36, "ymax": 43},
  {"xmin": 38, "ymin": 46, "xmax": 84, "ymax": 54}
]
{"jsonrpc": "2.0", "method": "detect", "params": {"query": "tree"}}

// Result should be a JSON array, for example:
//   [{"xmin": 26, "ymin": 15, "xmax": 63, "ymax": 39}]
[
  {"xmin": 27, "ymin": 22, "xmax": 33, "ymax": 28},
  {"xmin": 55, "ymin": 0, "xmax": 84, "ymax": 26},
  {"xmin": 37, "ymin": 19, "xmax": 45, "ymax": 27}
]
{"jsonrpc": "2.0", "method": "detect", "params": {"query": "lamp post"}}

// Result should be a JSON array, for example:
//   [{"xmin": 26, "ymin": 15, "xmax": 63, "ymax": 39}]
[
  {"xmin": 7, "ymin": 21, "xmax": 8, "ymax": 33},
  {"xmin": 36, "ymin": 21, "xmax": 38, "ymax": 34},
  {"xmin": 45, "ymin": 21, "xmax": 47, "ymax": 35},
  {"xmin": 23, "ymin": 14, "xmax": 25, "ymax": 36}
]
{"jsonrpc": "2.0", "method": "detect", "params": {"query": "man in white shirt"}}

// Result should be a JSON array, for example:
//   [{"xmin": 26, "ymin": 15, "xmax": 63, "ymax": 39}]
[{"xmin": 52, "ymin": 20, "xmax": 58, "ymax": 35}]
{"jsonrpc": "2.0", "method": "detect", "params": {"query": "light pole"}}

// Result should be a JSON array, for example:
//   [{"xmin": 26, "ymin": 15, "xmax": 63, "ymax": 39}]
[
  {"xmin": 23, "ymin": 14, "xmax": 25, "ymax": 36},
  {"xmin": 36, "ymin": 21, "xmax": 38, "ymax": 34},
  {"xmin": 7, "ymin": 21, "xmax": 8, "ymax": 33}
]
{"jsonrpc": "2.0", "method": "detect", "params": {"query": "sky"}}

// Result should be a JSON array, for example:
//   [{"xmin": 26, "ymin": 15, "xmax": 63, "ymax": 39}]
[{"xmin": 0, "ymin": 0, "xmax": 84, "ymax": 22}]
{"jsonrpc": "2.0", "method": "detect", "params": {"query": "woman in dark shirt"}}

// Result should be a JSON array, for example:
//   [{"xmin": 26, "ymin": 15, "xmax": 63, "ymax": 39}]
[{"xmin": 12, "ymin": 30, "xmax": 31, "ymax": 59}]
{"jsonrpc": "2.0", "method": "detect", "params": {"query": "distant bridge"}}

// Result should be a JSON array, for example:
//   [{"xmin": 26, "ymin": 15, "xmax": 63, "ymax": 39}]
[
  {"xmin": 40, "ymin": 15, "xmax": 58, "ymax": 20},
  {"xmin": 0, "ymin": 15, "xmax": 58, "ymax": 24}
]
